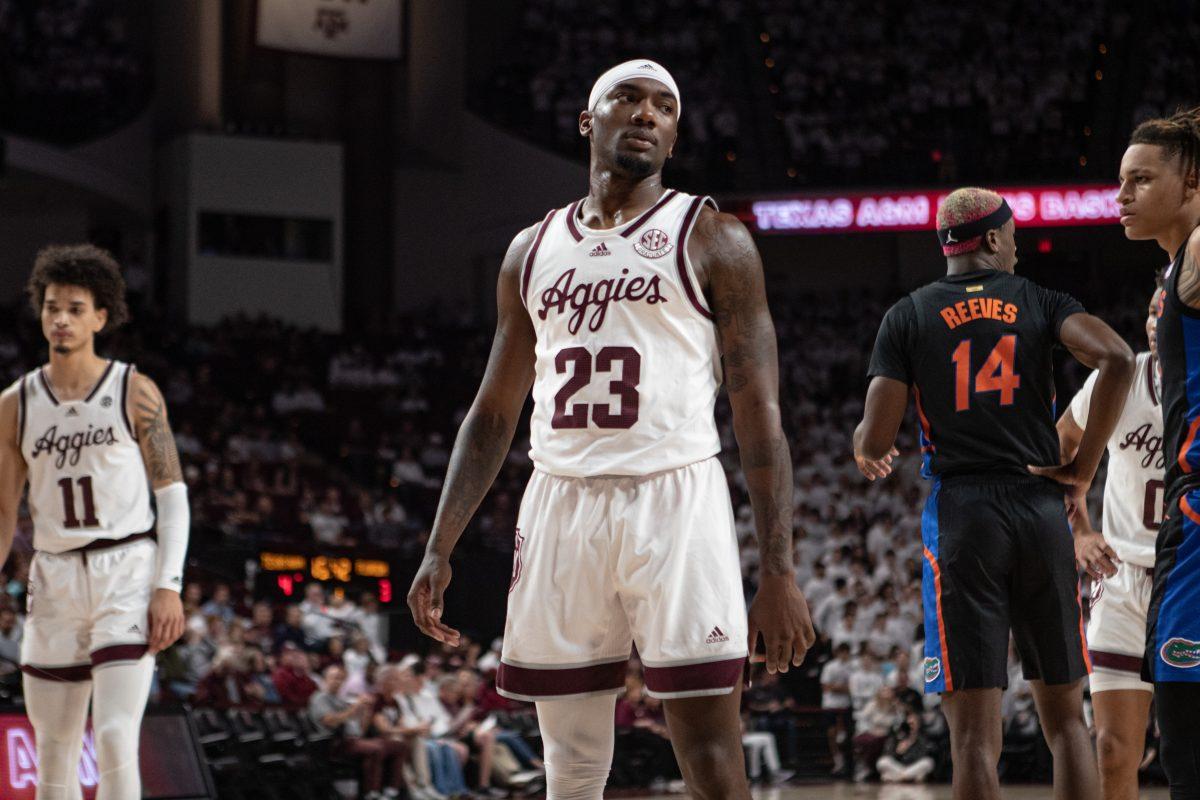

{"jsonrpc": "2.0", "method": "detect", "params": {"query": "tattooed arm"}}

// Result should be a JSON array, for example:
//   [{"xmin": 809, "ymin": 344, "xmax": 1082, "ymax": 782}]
[
  {"xmin": 1177, "ymin": 229, "xmax": 1200, "ymax": 309},
  {"xmin": 0, "ymin": 387, "xmax": 27, "ymax": 574},
  {"xmin": 130, "ymin": 372, "xmax": 188, "ymax": 652},
  {"xmin": 131, "ymin": 373, "xmax": 184, "ymax": 488},
  {"xmin": 692, "ymin": 207, "xmax": 815, "ymax": 673},
  {"xmin": 408, "ymin": 224, "xmax": 539, "ymax": 645}
]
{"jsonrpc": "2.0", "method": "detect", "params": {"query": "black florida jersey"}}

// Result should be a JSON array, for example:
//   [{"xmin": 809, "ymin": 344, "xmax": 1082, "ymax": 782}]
[
  {"xmin": 1156, "ymin": 234, "xmax": 1200, "ymax": 504},
  {"xmin": 868, "ymin": 269, "xmax": 1085, "ymax": 479}
]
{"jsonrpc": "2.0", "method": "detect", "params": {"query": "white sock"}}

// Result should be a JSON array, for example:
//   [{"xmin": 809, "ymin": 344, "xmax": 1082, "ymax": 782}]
[
  {"xmin": 23, "ymin": 675, "xmax": 92, "ymax": 800},
  {"xmin": 91, "ymin": 655, "xmax": 154, "ymax": 800}
]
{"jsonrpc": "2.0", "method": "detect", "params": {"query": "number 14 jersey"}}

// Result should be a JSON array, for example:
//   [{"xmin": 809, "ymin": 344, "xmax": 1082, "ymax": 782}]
[
  {"xmin": 13, "ymin": 360, "xmax": 154, "ymax": 553},
  {"xmin": 522, "ymin": 191, "xmax": 722, "ymax": 478},
  {"xmin": 867, "ymin": 270, "xmax": 1085, "ymax": 479}
]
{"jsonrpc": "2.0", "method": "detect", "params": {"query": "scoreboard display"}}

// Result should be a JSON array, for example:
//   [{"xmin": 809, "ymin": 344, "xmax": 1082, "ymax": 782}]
[{"xmin": 255, "ymin": 549, "xmax": 397, "ymax": 605}]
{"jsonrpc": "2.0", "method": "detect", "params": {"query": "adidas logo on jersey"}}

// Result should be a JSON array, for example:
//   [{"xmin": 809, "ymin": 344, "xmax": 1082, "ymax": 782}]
[
  {"xmin": 589, "ymin": 243, "xmax": 611, "ymax": 257},
  {"xmin": 66, "ymin": 407, "xmax": 79, "ymax": 417},
  {"xmin": 705, "ymin": 626, "xmax": 730, "ymax": 644}
]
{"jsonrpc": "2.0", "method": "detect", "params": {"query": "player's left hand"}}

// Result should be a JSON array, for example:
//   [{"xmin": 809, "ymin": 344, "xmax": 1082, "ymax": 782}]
[
  {"xmin": 147, "ymin": 588, "xmax": 186, "ymax": 655},
  {"xmin": 747, "ymin": 575, "xmax": 816, "ymax": 674},
  {"xmin": 855, "ymin": 447, "xmax": 899, "ymax": 481},
  {"xmin": 1074, "ymin": 527, "xmax": 1120, "ymax": 580}
]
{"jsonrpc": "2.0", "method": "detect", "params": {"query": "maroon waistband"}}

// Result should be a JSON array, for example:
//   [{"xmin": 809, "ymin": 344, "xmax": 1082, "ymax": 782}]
[{"xmin": 53, "ymin": 530, "xmax": 155, "ymax": 556}]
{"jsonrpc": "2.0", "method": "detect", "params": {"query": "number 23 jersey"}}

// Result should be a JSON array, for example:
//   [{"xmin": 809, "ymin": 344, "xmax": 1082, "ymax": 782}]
[
  {"xmin": 13, "ymin": 361, "xmax": 154, "ymax": 553},
  {"xmin": 868, "ymin": 270, "xmax": 1085, "ymax": 479},
  {"xmin": 522, "ymin": 191, "xmax": 722, "ymax": 478}
]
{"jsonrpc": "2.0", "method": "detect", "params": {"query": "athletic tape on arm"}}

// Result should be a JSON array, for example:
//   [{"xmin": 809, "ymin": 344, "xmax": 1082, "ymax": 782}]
[{"xmin": 153, "ymin": 482, "xmax": 189, "ymax": 591}]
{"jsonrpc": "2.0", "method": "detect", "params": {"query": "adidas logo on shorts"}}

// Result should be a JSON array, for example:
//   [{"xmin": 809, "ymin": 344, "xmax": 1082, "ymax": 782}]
[{"xmin": 705, "ymin": 626, "xmax": 730, "ymax": 644}]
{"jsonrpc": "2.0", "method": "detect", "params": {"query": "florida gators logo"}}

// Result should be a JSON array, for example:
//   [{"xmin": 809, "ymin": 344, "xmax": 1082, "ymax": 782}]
[
  {"xmin": 509, "ymin": 528, "xmax": 525, "ymax": 593},
  {"xmin": 924, "ymin": 656, "xmax": 941, "ymax": 683},
  {"xmin": 1160, "ymin": 637, "xmax": 1200, "ymax": 669},
  {"xmin": 633, "ymin": 228, "xmax": 674, "ymax": 259}
]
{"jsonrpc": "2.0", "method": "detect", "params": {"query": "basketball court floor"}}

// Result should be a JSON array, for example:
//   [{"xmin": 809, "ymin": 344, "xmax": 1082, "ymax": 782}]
[{"xmin": 640, "ymin": 785, "xmax": 1171, "ymax": 799}]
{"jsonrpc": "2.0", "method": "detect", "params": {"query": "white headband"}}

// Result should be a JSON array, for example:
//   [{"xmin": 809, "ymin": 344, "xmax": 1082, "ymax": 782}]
[{"xmin": 587, "ymin": 59, "xmax": 681, "ymax": 118}]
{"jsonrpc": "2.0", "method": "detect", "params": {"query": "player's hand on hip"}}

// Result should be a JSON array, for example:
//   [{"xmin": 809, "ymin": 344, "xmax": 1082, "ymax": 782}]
[
  {"xmin": 1027, "ymin": 459, "xmax": 1089, "ymax": 489},
  {"xmin": 747, "ymin": 575, "xmax": 817, "ymax": 674},
  {"xmin": 147, "ymin": 588, "xmax": 185, "ymax": 655},
  {"xmin": 407, "ymin": 554, "xmax": 461, "ymax": 646},
  {"xmin": 855, "ymin": 447, "xmax": 899, "ymax": 481},
  {"xmin": 1074, "ymin": 528, "xmax": 1120, "ymax": 580}
]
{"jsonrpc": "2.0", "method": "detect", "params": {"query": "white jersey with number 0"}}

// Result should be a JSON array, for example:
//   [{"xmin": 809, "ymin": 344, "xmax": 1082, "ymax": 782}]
[
  {"xmin": 522, "ymin": 191, "xmax": 722, "ymax": 477},
  {"xmin": 1068, "ymin": 351, "xmax": 1163, "ymax": 567},
  {"xmin": 14, "ymin": 360, "xmax": 154, "ymax": 553}
]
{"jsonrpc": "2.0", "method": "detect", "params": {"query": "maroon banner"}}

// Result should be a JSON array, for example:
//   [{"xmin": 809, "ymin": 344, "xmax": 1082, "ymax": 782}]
[
  {"xmin": 737, "ymin": 184, "xmax": 1119, "ymax": 235},
  {"xmin": 0, "ymin": 712, "xmax": 211, "ymax": 799}
]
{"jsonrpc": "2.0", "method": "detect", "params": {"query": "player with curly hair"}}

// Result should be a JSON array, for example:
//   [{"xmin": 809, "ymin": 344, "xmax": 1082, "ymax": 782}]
[
  {"xmin": 1118, "ymin": 105, "xmax": 1200, "ymax": 799},
  {"xmin": 0, "ymin": 244, "xmax": 190, "ymax": 800}
]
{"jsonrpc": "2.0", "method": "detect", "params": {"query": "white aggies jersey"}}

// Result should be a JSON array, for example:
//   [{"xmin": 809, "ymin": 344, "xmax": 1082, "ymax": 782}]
[
  {"xmin": 522, "ymin": 191, "xmax": 722, "ymax": 477},
  {"xmin": 15, "ymin": 361, "xmax": 154, "ymax": 553},
  {"xmin": 1068, "ymin": 351, "xmax": 1163, "ymax": 567}
]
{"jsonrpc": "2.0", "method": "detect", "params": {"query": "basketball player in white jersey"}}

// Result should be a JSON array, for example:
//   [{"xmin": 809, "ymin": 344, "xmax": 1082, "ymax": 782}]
[
  {"xmin": 408, "ymin": 60, "xmax": 814, "ymax": 799},
  {"xmin": 0, "ymin": 245, "xmax": 189, "ymax": 800},
  {"xmin": 1057, "ymin": 282, "xmax": 1165, "ymax": 800}
]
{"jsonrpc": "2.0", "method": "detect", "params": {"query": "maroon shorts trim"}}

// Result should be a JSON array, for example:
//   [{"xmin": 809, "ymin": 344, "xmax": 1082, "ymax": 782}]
[
  {"xmin": 1089, "ymin": 650, "xmax": 1144, "ymax": 675},
  {"xmin": 91, "ymin": 643, "xmax": 149, "ymax": 667},
  {"xmin": 21, "ymin": 663, "xmax": 92, "ymax": 682},
  {"xmin": 643, "ymin": 656, "xmax": 744, "ymax": 697},
  {"xmin": 496, "ymin": 658, "xmax": 627, "ymax": 699}
]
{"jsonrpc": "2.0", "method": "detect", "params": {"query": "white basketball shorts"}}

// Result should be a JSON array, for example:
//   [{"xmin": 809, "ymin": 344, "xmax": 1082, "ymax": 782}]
[
  {"xmin": 497, "ymin": 456, "xmax": 748, "ymax": 701},
  {"xmin": 1088, "ymin": 559, "xmax": 1154, "ymax": 694},
  {"xmin": 21, "ymin": 536, "xmax": 155, "ymax": 682}
]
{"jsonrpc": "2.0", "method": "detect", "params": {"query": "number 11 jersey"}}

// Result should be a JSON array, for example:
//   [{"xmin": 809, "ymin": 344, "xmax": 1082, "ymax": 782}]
[
  {"xmin": 522, "ymin": 191, "xmax": 722, "ymax": 478},
  {"xmin": 867, "ymin": 270, "xmax": 1085, "ymax": 479},
  {"xmin": 13, "ymin": 360, "xmax": 154, "ymax": 552}
]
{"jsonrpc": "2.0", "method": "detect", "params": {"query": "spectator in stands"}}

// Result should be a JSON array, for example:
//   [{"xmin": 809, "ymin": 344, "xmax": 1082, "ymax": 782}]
[
  {"xmin": 194, "ymin": 648, "xmax": 265, "ymax": 711},
  {"xmin": 355, "ymin": 592, "xmax": 389, "ymax": 661},
  {"xmin": 371, "ymin": 665, "xmax": 443, "ymax": 799},
  {"xmin": 853, "ymin": 685, "xmax": 902, "ymax": 782},
  {"xmin": 849, "ymin": 649, "xmax": 885, "ymax": 713},
  {"xmin": 821, "ymin": 642, "xmax": 853, "ymax": 775},
  {"xmin": 397, "ymin": 663, "xmax": 471, "ymax": 797},
  {"xmin": 325, "ymin": 590, "xmax": 360, "ymax": 633},
  {"xmin": 273, "ymin": 642, "xmax": 319, "ymax": 710},
  {"xmin": 802, "ymin": 561, "xmax": 834, "ymax": 613},
  {"xmin": 744, "ymin": 666, "xmax": 798, "ymax": 771},
  {"xmin": 244, "ymin": 649, "xmax": 282, "ymax": 706},
  {"xmin": 301, "ymin": 584, "xmax": 339, "ymax": 642},
  {"xmin": 307, "ymin": 488, "xmax": 352, "ymax": 546},
  {"xmin": 831, "ymin": 602, "xmax": 866, "ymax": 652},
  {"xmin": 877, "ymin": 707, "xmax": 936, "ymax": 783},
  {"xmin": 274, "ymin": 604, "xmax": 309, "ymax": 653},
  {"xmin": 243, "ymin": 601, "xmax": 275, "ymax": 650},
  {"xmin": 615, "ymin": 674, "xmax": 682, "ymax": 789},
  {"xmin": 814, "ymin": 577, "xmax": 851, "ymax": 637},
  {"xmin": 310, "ymin": 664, "xmax": 408, "ymax": 800},
  {"xmin": 0, "ymin": 601, "xmax": 22, "ymax": 686}
]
